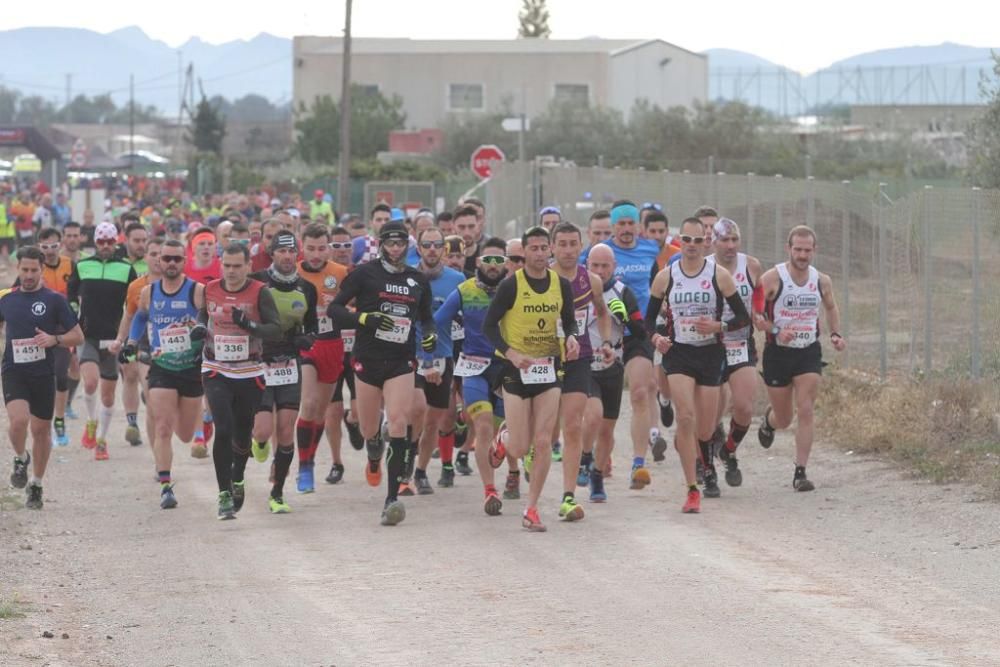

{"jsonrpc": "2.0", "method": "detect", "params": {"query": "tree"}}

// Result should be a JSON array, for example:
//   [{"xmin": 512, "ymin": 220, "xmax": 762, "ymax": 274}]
[
  {"xmin": 532, "ymin": 99, "xmax": 629, "ymax": 166},
  {"xmin": 294, "ymin": 85, "xmax": 406, "ymax": 164},
  {"xmin": 435, "ymin": 105, "xmax": 518, "ymax": 169},
  {"xmin": 518, "ymin": 0, "xmax": 551, "ymax": 39},
  {"xmin": 186, "ymin": 96, "xmax": 226, "ymax": 155},
  {"xmin": 968, "ymin": 52, "xmax": 1000, "ymax": 188}
]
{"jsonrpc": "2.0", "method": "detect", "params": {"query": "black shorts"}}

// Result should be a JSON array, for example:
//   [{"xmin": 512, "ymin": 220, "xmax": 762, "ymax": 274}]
[
  {"xmin": 148, "ymin": 364, "xmax": 204, "ymax": 398},
  {"xmin": 79, "ymin": 338, "xmax": 119, "ymax": 381},
  {"xmin": 662, "ymin": 342, "xmax": 726, "ymax": 387},
  {"xmin": 257, "ymin": 360, "xmax": 303, "ymax": 412},
  {"xmin": 562, "ymin": 358, "xmax": 595, "ymax": 396},
  {"xmin": 762, "ymin": 342, "xmax": 824, "ymax": 388},
  {"xmin": 3, "ymin": 369, "xmax": 56, "ymax": 420},
  {"xmin": 623, "ymin": 335, "xmax": 654, "ymax": 365},
  {"xmin": 415, "ymin": 358, "xmax": 455, "ymax": 410},
  {"xmin": 53, "ymin": 346, "xmax": 71, "ymax": 391},
  {"xmin": 500, "ymin": 358, "xmax": 562, "ymax": 400},
  {"xmin": 721, "ymin": 336, "xmax": 759, "ymax": 383},
  {"xmin": 331, "ymin": 353, "xmax": 356, "ymax": 403},
  {"xmin": 352, "ymin": 355, "xmax": 416, "ymax": 388},
  {"xmin": 591, "ymin": 364, "xmax": 625, "ymax": 420}
]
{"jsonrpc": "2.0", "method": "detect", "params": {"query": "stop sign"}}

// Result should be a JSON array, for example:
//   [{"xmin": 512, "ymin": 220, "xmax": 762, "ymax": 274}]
[{"xmin": 470, "ymin": 144, "xmax": 506, "ymax": 180}]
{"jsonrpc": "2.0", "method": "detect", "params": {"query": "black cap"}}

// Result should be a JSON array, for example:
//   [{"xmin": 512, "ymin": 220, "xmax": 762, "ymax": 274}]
[
  {"xmin": 379, "ymin": 221, "xmax": 409, "ymax": 242},
  {"xmin": 270, "ymin": 230, "xmax": 299, "ymax": 253}
]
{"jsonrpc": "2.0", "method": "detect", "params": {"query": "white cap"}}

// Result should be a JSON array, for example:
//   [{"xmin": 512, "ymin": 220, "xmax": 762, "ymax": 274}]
[{"xmin": 94, "ymin": 222, "xmax": 118, "ymax": 241}]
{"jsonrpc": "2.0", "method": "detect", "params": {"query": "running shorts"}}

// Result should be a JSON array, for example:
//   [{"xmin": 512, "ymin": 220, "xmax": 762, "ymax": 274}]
[
  {"xmin": 461, "ymin": 359, "xmax": 505, "ymax": 418},
  {"xmin": 79, "ymin": 338, "xmax": 118, "ymax": 381},
  {"xmin": 414, "ymin": 358, "xmax": 455, "ymax": 410},
  {"xmin": 352, "ymin": 355, "xmax": 416, "ymax": 388},
  {"xmin": 148, "ymin": 363, "xmax": 204, "ymax": 398},
  {"xmin": 562, "ymin": 358, "xmax": 595, "ymax": 396},
  {"xmin": 301, "ymin": 337, "xmax": 345, "ymax": 385},
  {"xmin": 623, "ymin": 335, "xmax": 654, "ymax": 364},
  {"xmin": 258, "ymin": 359, "xmax": 303, "ymax": 412},
  {"xmin": 761, "ymin": 342, "xmax": 824, "ymax": 388},
  {"xmin": 3, "ymin": 369, "xmax": 56, "ymax": 420},
  {"xmin": 662, "ymin": 342, "xmax": 726, "ymax": 387},
  {"xmin": 592, "ymin": 364, "xmax": 625, "ymax": 420},
  {"xmin": 722, "ymin": 337, "xmax": 758, "ymax": 383},
  {"xmin": 500, "ymin": 358, "xmax": 563, "ymax": 400},
  {"xmin": 331, "ymin": 354, "xmax": 356, "ymax": 403}
]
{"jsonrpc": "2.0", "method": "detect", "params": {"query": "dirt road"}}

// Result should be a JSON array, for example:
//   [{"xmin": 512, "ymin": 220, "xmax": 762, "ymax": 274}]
[{"xmin": 3, "ymin": 401, "xmax": 1000, "ymax": 666}]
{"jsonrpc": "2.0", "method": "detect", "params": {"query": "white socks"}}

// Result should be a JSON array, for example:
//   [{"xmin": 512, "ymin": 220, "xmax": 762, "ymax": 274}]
[
  {"xmin": 99, "ymin": 405, "xmax": 114, "ymax": 440},
  {"xmin": 84, "ymin": 392, "xmax": 98, "ymax": 422}
]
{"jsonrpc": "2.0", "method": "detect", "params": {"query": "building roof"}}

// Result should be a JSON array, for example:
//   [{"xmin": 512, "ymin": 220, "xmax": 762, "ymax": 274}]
[{"xmin": 296, "ymin": 36, "xmax": 701, "ymax": 58}]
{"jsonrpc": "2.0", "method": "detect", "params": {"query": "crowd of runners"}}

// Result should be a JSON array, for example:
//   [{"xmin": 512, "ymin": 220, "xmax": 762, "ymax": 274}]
[{"xmin": 1, "ymin": 184, "xmax": 846, "ymax": 530}]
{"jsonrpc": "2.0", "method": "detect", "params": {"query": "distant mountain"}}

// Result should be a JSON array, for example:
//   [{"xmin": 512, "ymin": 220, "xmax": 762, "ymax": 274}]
[
  {"xmin": 829, "ymin": 42, "xmax": 995, "ymax": 69},
  {"xmin": 703, "ymin": 48, "xmax": 789, "ymax": 71}
]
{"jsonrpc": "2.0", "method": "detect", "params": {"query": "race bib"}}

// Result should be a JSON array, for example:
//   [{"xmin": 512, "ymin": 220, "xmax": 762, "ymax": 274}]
[
  {"xmin": 675, "ymin": 317, "xmax": 715, "ymax": 345},
  {"xmin": 265, "ymin": 359, "xmax": 299, "ymax": 386},
  {"xmin": 454, "ymin": 353, "xmax": 490, "ymax": 377},
  {"xmin": 214, "ymin": 334, "xmax": 249, "ymax": 361},
  {"xmin": 574, "ymin": 307, "xmax": 589, "ymax": 336},
  {"xmin": 159, "ymin": 326, "xmax": 191, "ymax": 354},
  {"xmin": 341, "ymin": 329, "xmax": 355, "ymax": 352},
  {"xmin": 725, "ymin": 340, "xmax": 749, "ymax": 366},
  {"xmin": 451, "ymin": 320, "xmax": 465, "ymax": 341},
  {"xmin": 417, "ymin": 358, "xmax": 447, "ymax": 377},
  {"xmin": 317, "ymin": 315, "xmax": 334, "ymax": 335},
  {"xmin": 779, "ymin": 324, "xmax": 817, "ymax": 349},
  {"xmin": 98, "ymin": 339, "xmax": 117, "ymax": 350},
  {"xmin": 17, "ymin": 229, "xmax": 33, "ymax": 239},
  {"xmin": 520, "ymin": 356, "xmax": 556, "ymax": 385},
  {"xmin": 591, "ymin": 346, "xmax": 622, "ymax": 372},
  {"xmin": 374, "ymin": 316, "xmax": 411, "ymax": 344},
  {"xmin": 12, "ymin": 338, "xmax": 44, "ymax": 364}
]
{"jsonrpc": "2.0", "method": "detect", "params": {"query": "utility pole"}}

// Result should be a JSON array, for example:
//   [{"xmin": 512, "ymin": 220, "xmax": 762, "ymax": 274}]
[
  {"xmin": 337, "ymin": 0, "xmax": 353, "ymax": 215},
  {"xmin": 129, "ymin": 73, "xmax": 135, "ymax": 171},
  {"xmin": 64, "ymin": 73, "xmax": 72, "ymax": 116}
]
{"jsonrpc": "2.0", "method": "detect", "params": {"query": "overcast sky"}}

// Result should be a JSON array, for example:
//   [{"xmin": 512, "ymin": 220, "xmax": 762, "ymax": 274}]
[{"xmin": 6, "ymin": 0, "xmax": 998, "ymax": 73}]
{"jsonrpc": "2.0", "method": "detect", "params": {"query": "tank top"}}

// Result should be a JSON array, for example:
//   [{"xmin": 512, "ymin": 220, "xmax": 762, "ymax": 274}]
[
  {"xmin": 42, "ymin": 256, "xmax": 73, "ymax": 296},
  {"xmin": 148, "ymin": 278, "xmax": 203, "ymax": 372},
  {"xmin": 771, "ymin": 264, "xmax": 821, "ymax": 348},
  {"xmin": 567, "ymin": 265, "xmax": 594, "ymax": 360},
  {"xmin": 298, "ymin": 260, "xmax": 348, "ymax": 340},
  {"xmin": 202, "ymin": 278, "xmax": 266, "ymax": 377},
  {"xmin": 498, "ymin": 269, "xmax": 564, "ymax": 358},
  {"xmin": 665, "ymin": 259, "xmax": 722, "ymax": 347}
]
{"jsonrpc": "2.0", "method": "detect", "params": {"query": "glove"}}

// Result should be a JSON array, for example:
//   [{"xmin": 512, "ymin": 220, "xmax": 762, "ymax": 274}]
[
  {"xmin": 189, "ymin": 323, "xmax": 208, "ymax": 342},
  {"xmin": 117, "ymin": 342, "xmax": 137, "ymax": 364},
  {"xmin": 231, "ymin": 307, "xmax": 258, "ymax": 332},
  {"xmin": 607, "ymin": 298, "xmax": 628, "ymax": 325},
  {"xmin": 420, "ymin": 332, "xmax": 437, "ymax": 353},
  {"xmin": 293, "ymin": 333, "xmax": 315, "ymax": 351},
  {"xmin": 69, "ymin": 301, "xmax": 80, "ymax": 315},
  {"xmin": 359, "ymin": 311, "xmax": 394, "ymax": 332}
]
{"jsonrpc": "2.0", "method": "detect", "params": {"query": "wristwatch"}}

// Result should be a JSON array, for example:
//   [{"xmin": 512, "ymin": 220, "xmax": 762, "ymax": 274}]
[
  {"xmin": 770, "ymin": 325, "xmax": 780, "ymax": 336},
  {"xmin": 720, "ymin": 322, "xmax": 729, "ymax": 333}
]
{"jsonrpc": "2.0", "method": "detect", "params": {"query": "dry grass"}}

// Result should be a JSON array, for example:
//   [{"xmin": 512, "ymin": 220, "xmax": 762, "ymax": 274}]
[
  {"xmin": 0, "ymin": 595, "xmax": 26, "ymax": 620},
  {"xmin": 818, "ymin": 369, "xmax": 1000, "ymax": 497}
]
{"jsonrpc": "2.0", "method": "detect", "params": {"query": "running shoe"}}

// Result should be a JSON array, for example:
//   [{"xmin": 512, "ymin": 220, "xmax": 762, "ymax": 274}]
[
  {"xmin": 381, "ymin": 498, "xmax": 406, "ymax": 526},
  {"xmin": 160, "ymin": 484, "xmax": 178, "ymax": 510},
  {"xmin": 558, "ymin": 496, "xmax": 585, "ymax": 522},
  {"xmin": 217, "ymin": 490, "xmax": 236, "ymax": 520},
  {"xmin": 455, "ymin": 450, "xmax": 473, "ymax": 476},
  {"xmin": 682, "ymin": 488, "xmax": 701, "ymax": 514},
  {"xmin": 629, "ymin": 465, "xmax": 651, "ymax": 490},
  {"xmin": 793, "ymin": 466, "xmax": 815, "ymax": 492},
  {"xmin": 297, "ymin": 462, "xmax": 315, "ymax": 494},
  {"xmin": 723, "ymin": 457, "xmax": 743, "ymax": 487},
  {"xmin": 125, "ymin": 424, "xmax": 142, "ymax": 447},
  {"xmin": 54, "ymin": 418, "xmax": 68, "ymax": 447},
  {"xmin": 650, "ymin": 434, "xmax": 668, "ymax": 462},
  {"xmin": 431, "ymin": 448, "xmax": 440, "ymax": 459},
  {"xmin": 268, "ymin": 495, "xmax": 292, "ymax": 514},
  {"xmin": 232, "ymin": 480, "xmax": 246, "ymax": 512},
  {"xmin": 758, "ymin": 407, "xmax": 775, "ymax": 449},
  {"xmin": 25, "ymin": 483, "xmax": 43, "ymax": 510},
  {"xmin": 344, "ymin": 411, "xmax": 364, "ymax": 451},
  {"xmin": 251, "ymin": 438, "xmax": 269, "ymax": 463},
  {"xmin": 95, "ymin": 439, "xmax": 109, "ymax": 461},
  {"xmin": 589, "ymin": 469, "xmax": 607, "ymax": 503},
  {"xmin": 703, "ymin": 468, "xmax": 721, "ymax": 498},
  {"xmin": 81, "ymin": 419, "xmax": 97, "ymax": 449},
  {"xmin": 190, "ymin": 440, "xmax": 208, "ymax": 459},
  {"xmin": 438, "ymin": 465, "xmax": 455, "ymax": 488},
  {"xmin": 489, "ymin": 422, "xmax": 508, "ymax": 469},
  {"xmin": 10, "ymin": 453, "xmax": 30, "ymax": 489},
  {"xmin": 576, "ymin": 464, "xmax": 590, "ymax": 487},
  {"xmin": 398, "ymin": 481, "xmax": 416, "ymax": 496},
  {"xmin": 414, "ymin": 475, "xmax": 434, "ymax": 495},
  {"xmin": 365, "ymin": 444, "xmax": 383, "ymax": 487},
  {"xmin": 522, "ymin": 506, "xmax": 547, "ymax": 532},
  {"xmin": 523, "ymin": 447, "xmax": 534, "ymax": 482},
  {"xmin": 658, "ymin": 395, "xmax": 674, "ymax": 427},
  {"xmin": 483, "ymin": 486, "xmax": 502, "ymax": 516},
  {"xmin": 551, "ymin": 440, "xmax": 563, "ymax": 462},
  {"xmin": 503, "ymin": 471, "xmax": 521, "ymax": 500},
  {"xmin": 65, "ymin": 405, "xmax": 78, "ymax": 420},
  {"xmin": 325, "ymin": 463, "xmax": 345, "ymax": 485}
]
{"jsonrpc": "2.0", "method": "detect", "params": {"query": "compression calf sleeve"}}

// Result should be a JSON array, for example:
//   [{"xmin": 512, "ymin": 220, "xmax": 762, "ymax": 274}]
[
  {"xmin": 386, "ymin": 436, "xmax": 408, "ymax": 502},
  {"xmin": 271, "ymin": 445, "xmax": 295, "ymax": 497}
]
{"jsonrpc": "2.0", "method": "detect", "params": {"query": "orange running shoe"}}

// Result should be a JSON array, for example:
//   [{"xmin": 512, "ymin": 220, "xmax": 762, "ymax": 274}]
[
  {"xmin": 489, "ymin": 422, "xmax": 508, "ymax": 469},
  {"xmin": 682, "ymin": 488, "xmax": 701, "ymax": 514},
  {"xmin": 522, "ymin": 506, "xmax": 546, "ymax": 532},
  {"xmin": 398, "ymin": 481, "xmax": 415, "ymax": 497},
  {"xmin": 81, "ymin": 420, "xmax": 98, "ymax": 449},
  {"xmin": 94, "ymin": 439, "xmax": 109, "ymax": 461},
  {"xmin": 630, "ymin": 466, "xmax": 651, "ymax": 490},
  {"xmin": 483, "ymin": 485, "xmax": 502, "ymax": 516},
  {"xmin": 366, "ymin": 459, "xmax": 382, "ymax": 487}
]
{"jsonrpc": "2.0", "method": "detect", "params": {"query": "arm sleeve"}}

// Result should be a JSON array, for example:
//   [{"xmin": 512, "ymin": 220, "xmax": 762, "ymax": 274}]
[
  {"xmin": 329, "ymin": 269, "xmax": 362, "ymax": 328},
  {"xmin": 417, "ymin": 277, "xmax": 435, "ymax": 338},
  {"xmin": 622, "ymin": 287, "xmax": 647, "ymax": 340},
  {"xmin": 724, "ymin": 292, "xmax": 751, "ymax": 331},
  {"xmin": 752, "ymin": 282, "xmax": 765, "ymax": 314},
  {"xmin": 558, "ymin": 277, "xmax": 577, "ymax": 337},
  {"xmin": 254, "ymin": 288, "xmax": 283, "ymax": 341},
  {"xmin": 58, "ymin": 294, "xmax": 78, "ymax": 331},
  {"xmin": 483, "ymin": 276, "xmax": 518, "ymax": 355},
  {"xmin": 67, "ymin": 263, "xmax": 80, "ymax": 305},
  {"xmin": 645, "ymin": 294, "xmax": 664, "ymax": 336},
  {"xmin": 128, "ymin": 308, "xmax": 149, "ymax": 342},
  {"xmin": 433, "ymin": 289, "xmax": 462, "ymax": 338},
  {"xmin": 302, "ymin": 282, "xmax": 319, "ymax": 335}
]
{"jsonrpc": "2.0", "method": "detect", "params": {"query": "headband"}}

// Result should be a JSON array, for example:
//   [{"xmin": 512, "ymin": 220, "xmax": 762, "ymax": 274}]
[
  {"xmin": 713, "ymin": 217, "xmax": 740, "ymax": 239},
  {"xmin": 191, "ymin": 230, "xmax": 216, "ymax": 247},
  {"xmin": 610, "ymin": 204, "xmax": 639, "ymax": 225}
]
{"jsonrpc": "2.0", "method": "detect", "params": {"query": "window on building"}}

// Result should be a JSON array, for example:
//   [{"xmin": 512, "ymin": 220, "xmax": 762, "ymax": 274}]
[
  {"xmin": 554, "ymin": 84, "xmax": 590, "ymax": 107},
  {"xmin": 355, "ymin": 84, "xmax": 380, "ymax": 97},
  {"xmin": 448, "ymin": 84, "xmax": 485, "ymax": 111}
]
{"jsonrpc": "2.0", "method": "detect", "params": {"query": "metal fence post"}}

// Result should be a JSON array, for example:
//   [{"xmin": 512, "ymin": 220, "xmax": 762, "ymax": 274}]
[
  {"xmin": 841, "ymin": 180, "xmax": 850, "ymax": 368},
  {"xmin": 878, "ymin": 182, "xmax": 889, "ymax": 380},
  {"xmin": 746, "ymin": 173, "xmax": 755, "ymax": 254},
  {"xmin": 806, "ymin": 175, "xmax": 815, "ymax": 229},
  {"xmin": 971, "ymin": 187, "xmax": 982, "ymax": 378},
  {"xmin": 773, "ymin": 175, "xmax": 784, "ymax": 266},
  {"xmin": 922, "ymin": 185, "xmax": 933, "ymax": 374}
]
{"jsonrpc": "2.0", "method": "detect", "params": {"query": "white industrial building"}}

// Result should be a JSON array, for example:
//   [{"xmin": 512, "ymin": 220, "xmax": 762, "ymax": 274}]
[{"xmin": 293, "ymin": 37, "xmax": 708, "ymax": 129}]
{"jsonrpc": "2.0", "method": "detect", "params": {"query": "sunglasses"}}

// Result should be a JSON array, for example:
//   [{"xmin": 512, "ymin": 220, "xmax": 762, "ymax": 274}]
[
  {"xmin": 159, "ymin": 255, "xmax": 185, "ymax": 264},
  {"xmin": 680, "ymin": 235, "xmax": 706, "ymax": 245},
  {"xmin": 39, "ymin": 243, "xmax": 60, "ymax": 251},
  {"xmin": 95, "ymin": 239, "xmax": 117, "ymax": 246},
  {"xmin": 480, "ymin": 255, "xmax": 505, "ymax": 266},
  {"xmin": 382, "ymin": 239, "xmax": 407, "ymax": 248},
  {"xmin": 507, "ymin": 255, "xmax": 525, "ymax": 263},
  {"xmin": 420, "ymin": 240, "xmax": 445, "ymax": 249},
  {"xmin": 329, "ymin": 242, "xmax": 352, "ymax": 249}
]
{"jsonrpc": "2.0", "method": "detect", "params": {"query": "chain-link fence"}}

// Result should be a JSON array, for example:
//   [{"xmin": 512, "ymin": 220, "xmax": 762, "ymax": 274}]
[{"xmin": 485, "ymin": 163, "xmax": 1000, "ymax": 379}]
